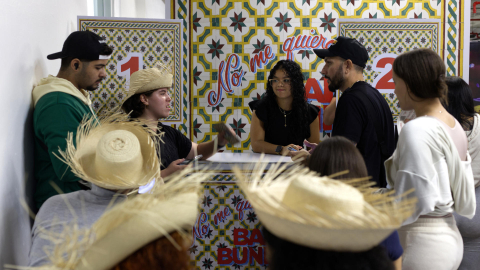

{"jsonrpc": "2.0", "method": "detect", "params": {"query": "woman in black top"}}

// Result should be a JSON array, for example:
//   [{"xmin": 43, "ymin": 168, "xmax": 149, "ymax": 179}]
[{"xmin": 249, "ymin": 60, "xmax": 320, "ymax": 156}]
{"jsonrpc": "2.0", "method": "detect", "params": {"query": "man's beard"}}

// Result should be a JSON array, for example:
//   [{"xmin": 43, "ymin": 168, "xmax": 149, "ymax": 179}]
[
  {"xmin": 325, "ymin": 65, "xmax": 345, "ymax": 92},
  {"xmin": 84, "ymin": 84, "xmax": 99, "ymax": 91}
]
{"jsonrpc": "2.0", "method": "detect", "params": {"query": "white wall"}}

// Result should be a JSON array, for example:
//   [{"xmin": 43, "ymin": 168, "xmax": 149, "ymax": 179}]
[
  {"xmin": 113, "ymin": 0, "xmax": 166, "ymax": 19},
  {"xmin": 0, "ymin": 1, "xmax": 88, "ymax": 267}
]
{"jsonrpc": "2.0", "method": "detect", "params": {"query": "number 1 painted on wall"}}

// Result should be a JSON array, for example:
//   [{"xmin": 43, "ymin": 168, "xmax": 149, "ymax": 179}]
[{"xmin": 117, "ymin": 52, "xmax": 144, "ymax": 81}]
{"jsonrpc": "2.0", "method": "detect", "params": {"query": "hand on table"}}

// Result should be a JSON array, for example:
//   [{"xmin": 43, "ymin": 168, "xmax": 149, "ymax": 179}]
[
  {"xmin": 280, "ymin": 144, "xmax": 302, "ymax": 156},
  {"xmin": 290, "ymin": 149, "xmax": 310, "ymax": 161}
]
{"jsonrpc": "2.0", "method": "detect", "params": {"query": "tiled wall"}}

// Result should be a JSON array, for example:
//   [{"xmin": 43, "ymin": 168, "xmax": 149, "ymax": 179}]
[{"xmin": 172, "ymin": 0, "xmax": 468, "ymax": 153}]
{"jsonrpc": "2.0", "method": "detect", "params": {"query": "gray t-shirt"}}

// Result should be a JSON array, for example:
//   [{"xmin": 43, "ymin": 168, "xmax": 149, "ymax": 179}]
[{"xmin": 28, "ymin": 185, "xmax": 127, "ymax": 267}]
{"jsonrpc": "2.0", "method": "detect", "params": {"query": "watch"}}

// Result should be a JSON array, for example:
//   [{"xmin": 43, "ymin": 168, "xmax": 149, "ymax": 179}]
[{"xmin": 275, "ymin": 145, "xmax": 283, "ymax": 155}]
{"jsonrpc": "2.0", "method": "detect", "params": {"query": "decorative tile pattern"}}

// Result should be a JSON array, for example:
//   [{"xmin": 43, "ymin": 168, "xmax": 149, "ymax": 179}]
[
  {"xmin": 169, "ymin": 2, "xmax": 468, "ymax": 269},
  {"xmin": 339, "ymin": 19, "xmax": 441, "ymax": 121},
  {"xmin": 78, "ymin": 17, "xmax": 185, "ymax": 123},
  {"xmin": 190, "ymin": 178, "xmax": 266, "ymax": 270}
]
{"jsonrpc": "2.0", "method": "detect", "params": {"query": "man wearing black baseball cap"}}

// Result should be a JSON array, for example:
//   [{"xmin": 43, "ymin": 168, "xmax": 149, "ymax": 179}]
[
  {"xmin": 32, "ymin": 31, "xmax": 113, "ymax": 210},
  {"xmin": 314, "ymin": 36, "xmax": 395, "ymax": 188}
]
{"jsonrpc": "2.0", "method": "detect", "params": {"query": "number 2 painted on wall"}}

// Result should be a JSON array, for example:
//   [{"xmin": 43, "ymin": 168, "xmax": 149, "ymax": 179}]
[
  {"xmin": 371, "ymin": 53, "xmax": 397, "ymax": 94},
  {"xmin": 117, "ymin": 52, "xmax": 144, "ymax": 81}
]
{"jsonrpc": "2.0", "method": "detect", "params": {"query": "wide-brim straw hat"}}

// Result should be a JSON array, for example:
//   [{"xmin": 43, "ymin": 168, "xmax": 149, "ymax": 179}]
[
  {"xmin": 125, "ymin": 62, "xmax": 173, "ymax": 99},
  {"xmin": 5, "ymin": 168, "xmax": 212, "ymax": 270},
  {"xmin": 56, "ymin": 113, "xmax": 161, "ymax": 190},
  {"xmin": 234, "ymin": 162, "xmax": 417, "ymax": 252},
  {"xmin": 75, "ymin": 171, "xmax": 204, "ymax": 270}
]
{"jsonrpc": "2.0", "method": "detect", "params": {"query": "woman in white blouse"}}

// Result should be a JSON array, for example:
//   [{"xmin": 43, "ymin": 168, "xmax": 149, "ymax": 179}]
[
  {"xmin": 386, "ymin": 49, "xmax": 476, "ymax": 270},
  {"xmin": 443, "ymin": 76, "xmax": 480, "ymax": 270}
]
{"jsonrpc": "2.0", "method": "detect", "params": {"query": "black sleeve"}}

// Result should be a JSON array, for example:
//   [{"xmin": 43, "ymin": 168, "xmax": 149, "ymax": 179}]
[
  {"xmin": 307, "ymin": 104, "xmax": 320, "ymax": 123},
  {"xmin": 249, "ymin": 99, "xmax": 267, "ymax": 123},
  {"xmin": 174, "ymin": 128, "xmax": 192, "ymax": 159},
  {"xmin": 332, "ymin": 93, "xmax": 364, "ymax": 144}
]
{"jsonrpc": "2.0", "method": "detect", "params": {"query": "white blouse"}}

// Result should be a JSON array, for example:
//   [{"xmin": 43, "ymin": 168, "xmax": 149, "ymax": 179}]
[
  {"xmin": 467, "ymin": 114, "xmax": 480, "ymax": 187},
  {"xmin": 385, "ymin": 116, "xmax": 476, "ymax": 225}
]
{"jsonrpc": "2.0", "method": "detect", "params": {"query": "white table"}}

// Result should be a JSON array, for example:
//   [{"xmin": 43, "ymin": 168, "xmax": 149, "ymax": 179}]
[{"xmin": 198, "ymin": 152, "xmax": 292, "ymax": 171}]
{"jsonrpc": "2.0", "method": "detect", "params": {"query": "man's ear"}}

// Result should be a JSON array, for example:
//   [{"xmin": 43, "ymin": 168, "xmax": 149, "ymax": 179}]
[
  {"xmin": 71, "ymin": 59, "xmax": 81, "ymax": 71},
  {"xmin": 139, "ymin": 94, "xmax": 149, "ymax": 106},
  {"xmin": 344, "ymin": 59, "xmax": 354, "ymax": 73}
]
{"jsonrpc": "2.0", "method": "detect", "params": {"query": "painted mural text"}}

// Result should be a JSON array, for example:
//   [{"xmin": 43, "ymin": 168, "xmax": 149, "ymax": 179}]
[
  {"xmin": 213, "ymin": 206, "xmax": 231, "ymax": 226},
  {"xmin": 218, "ymin": 228, "xmax": 267, "ymax": 266},
  {"xmin": 249, "ymin": 45, "xmax": 275, "ymax": 73},
  {"xmin": 305, "ymin": 78, "xmax": 333, "ymax": 134},
  {"xmin": 192, "ymin": 212, "xmax": 211, "ymax": 240},
  {"xmin": 235, "ymin": 199, "xmax": 252, "ymax": 221},
  {"xmin": 283, "ymin": 32, "xmax": 334, "ymax": 61},
  {"xmin": 208, "ymin": 54, "xmax": 246, "ymax": 107}
]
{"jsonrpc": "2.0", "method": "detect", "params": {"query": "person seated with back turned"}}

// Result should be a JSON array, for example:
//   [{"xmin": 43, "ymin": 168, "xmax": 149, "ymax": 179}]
[
  {"xmin": 235, "ymin": 160, "xmax": 417, "ymax": 270},
  {"xmin": 28, "ymin": 114, "xmax": 161, "ymax": 267},
  {"xmin": 21, "ymin": 167, "xmax": 205, "ymax": 270},
  {"xmin": 249, "ymin": 60, "xmax": 320, "ymax": 156},
  {"xmin": 121, "ymin": 62, "xmax": 235, "ymax": 178},
  {"xmin": 314, "ymin": 36, "xmax": 395, "ymax": 188},
  {"xmin": 307, "ymin": 136, "xmax": 403, "ymax": 270}
]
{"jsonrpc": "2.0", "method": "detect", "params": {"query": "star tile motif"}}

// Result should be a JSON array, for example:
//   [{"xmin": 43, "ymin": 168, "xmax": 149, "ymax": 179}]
[
  {"xmin": 193, "ymin": 12, "xmax": 202, "ymax": 32},
  {"xmin": 230, "ymin": 12, "xmax": 246, "ymax": 32},
  {"xmin": 320, "ymin": 13, "xmax": 336, "ymax": 33},
  {"xmin": 207, "ymin": 39, "xmax": 225, "ymax": 59},
  {"xmin": 275, "ymin": 12, "xmax": 292, "ymax": 32}
]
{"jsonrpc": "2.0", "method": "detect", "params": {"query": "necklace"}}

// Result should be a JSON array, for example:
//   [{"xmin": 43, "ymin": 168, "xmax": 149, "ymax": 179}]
[{"xmin": 278, "ymin": 106, "xmax": 292, "ymax": 127}]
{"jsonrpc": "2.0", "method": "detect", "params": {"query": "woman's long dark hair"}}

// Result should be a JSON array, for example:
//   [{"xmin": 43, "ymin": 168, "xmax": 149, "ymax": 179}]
[
  {"xmin": 264, "ymin": 60, "xmax": 309, "ymax": 137},
  {"xmin": 443, "ymin": 76, "xmax": 476, "ymax": 131},
  {"xmin": 262, "ymin": 227, "xmax": 393, "ymax": 270},
  {"xmin": 308, "ymin": 136, "xmax": 368, "ymax": 179}
]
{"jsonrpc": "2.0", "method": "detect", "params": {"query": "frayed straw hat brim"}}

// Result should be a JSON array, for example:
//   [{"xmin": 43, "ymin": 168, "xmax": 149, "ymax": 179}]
[
  {"xmin": 234, "ymin": 161, "xmax": 417, "ymax": 252},
  {"xmin": 255, "ymin": 202, "xmax": 396, "ymax": 252},
  {"xmin": 57, "ymin": 113, "xmax": 161, "ymax": 190},
  {"xmin": 75, "ymin": 192, "xmax": 198, "ymax": 270},
  {"xmin": 125, "ymin": 62, "xmax": 174, "ymax": 100}
]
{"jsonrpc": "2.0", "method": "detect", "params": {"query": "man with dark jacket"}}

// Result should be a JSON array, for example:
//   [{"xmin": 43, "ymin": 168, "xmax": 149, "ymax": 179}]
[
  {"xmin": 314, "ymin": 37, "xmax": 395, "ymax": 187},
  {"xmin": 33, "ymin": 31, "xmax": 113, "ymax": 210}
]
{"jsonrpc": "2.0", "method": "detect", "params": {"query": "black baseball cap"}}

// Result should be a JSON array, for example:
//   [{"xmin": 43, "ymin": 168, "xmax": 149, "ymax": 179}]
[
  {"xmin": 314, "ymin": 36, "xmax": 369, "ymax": 68},
  {"xmin": 47, "ymin": 31, "xmax": 110, "ymax": 60}
]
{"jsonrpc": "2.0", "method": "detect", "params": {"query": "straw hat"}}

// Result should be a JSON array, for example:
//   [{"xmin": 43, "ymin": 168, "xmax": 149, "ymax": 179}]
[
  {"xmin": 234, "ymin": 162, "xmax": 417, "ymax": 252},
  {"xmin": 56, "ymin": 113, "xmax": 161, "ymax": 190},
  {"xmin": 6, "ymin": 168, "xmax": 212, "ymax": 270},
  {"xmin": 126, "ymin": 62, "xmax": 173, "ymax": 99}
]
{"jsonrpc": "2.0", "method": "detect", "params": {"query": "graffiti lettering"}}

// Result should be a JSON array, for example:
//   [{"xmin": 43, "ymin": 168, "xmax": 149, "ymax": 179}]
[
  {"xmin": 218, "ymin": 247, "xmax": 266, "ymax": 265},
  {"xmin": 208, "ymin": 54, "xmax": 245, "ymax": 107},
  {"xmin": 192, "ymin": 212, "xmax": 210, "ymax": 240},
  {"xmin": 235, "ymin": 200, "xmax": 252, "ymax": 221},
  {"xmin": 233, "ymin": 228, "xmax": 265, "ymax": 246},
  {"xmin": 249, "ymin": 45, "xmax": 275, "ymax": 73},
  {"xmin": 283, "ymin": 32, "xmax": 334, "ymax": 61},
  {"xmin": 213, "ymin": 207, "xmax": 231, "ymax": 226},
  {"xmin": 218, "ymin": 228, "xmax": 267, "ymax": 266}
]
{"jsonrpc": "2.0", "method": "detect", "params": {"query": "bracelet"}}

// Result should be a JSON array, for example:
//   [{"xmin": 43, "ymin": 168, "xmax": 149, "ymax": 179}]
[{"xmin": 217, "ymin": 142, "xmax": 226, "ymax": 149}]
